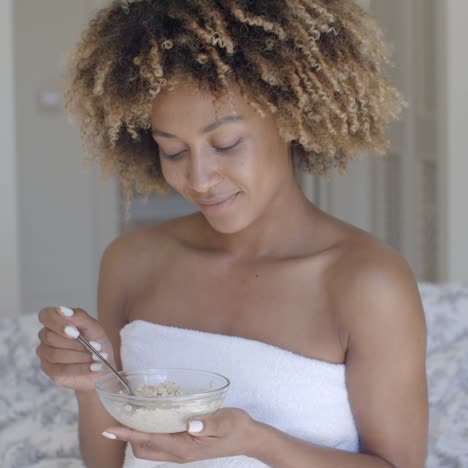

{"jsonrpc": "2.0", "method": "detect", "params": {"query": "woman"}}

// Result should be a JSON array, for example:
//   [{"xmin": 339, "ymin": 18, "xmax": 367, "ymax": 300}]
[{"xmin": 37, "ymin": 0, "xmax": 428, "ymax": 467}]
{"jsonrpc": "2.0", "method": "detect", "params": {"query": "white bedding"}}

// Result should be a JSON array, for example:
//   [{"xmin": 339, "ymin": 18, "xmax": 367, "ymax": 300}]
[{"xmin": 1, "ymin": 282, "xmax": 467, "ymax": 467}]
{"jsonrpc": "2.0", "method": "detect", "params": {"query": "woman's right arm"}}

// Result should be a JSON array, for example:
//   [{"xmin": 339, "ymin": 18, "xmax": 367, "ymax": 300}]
[
  {"xmin": 75, "ymin": 388, "xmax": 126, "ymax": 468},
  {"xmin": 79, "ymin": 239, "xmax": 132, "ymax": 467},
  {"xmin": 37, "ymin": 239, "xmax": 130, "ymax": 468}
]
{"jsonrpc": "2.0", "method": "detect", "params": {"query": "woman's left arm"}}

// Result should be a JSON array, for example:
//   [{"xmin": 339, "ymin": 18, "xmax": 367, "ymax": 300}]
[
  {"xmin": 249, "ymin": 249, "xmax": 428, "ymax": 468},
  {"xmin": 250, "ymin": 421, "xmax": 395, "ymax": 467}
]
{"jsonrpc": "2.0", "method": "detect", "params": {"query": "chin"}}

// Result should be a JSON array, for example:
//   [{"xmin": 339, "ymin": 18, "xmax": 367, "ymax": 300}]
[{"xmin": 204, "ymin": 215, "xmax": 251, "ymax": 235}]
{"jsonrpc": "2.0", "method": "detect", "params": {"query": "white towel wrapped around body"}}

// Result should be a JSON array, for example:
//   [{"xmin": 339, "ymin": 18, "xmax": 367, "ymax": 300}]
[{"xmin": 120, "ymin": 320, "xmax": 359, "ymax": 467}]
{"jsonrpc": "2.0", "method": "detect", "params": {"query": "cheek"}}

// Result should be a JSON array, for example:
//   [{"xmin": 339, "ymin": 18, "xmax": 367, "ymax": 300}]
[
  {"xmin": 160, "ymin": 161, "xmax": 184, "ymax": 189},
  {"xmin": 235, "ymin": 148, "xmax": 272, "ymax": 189}
]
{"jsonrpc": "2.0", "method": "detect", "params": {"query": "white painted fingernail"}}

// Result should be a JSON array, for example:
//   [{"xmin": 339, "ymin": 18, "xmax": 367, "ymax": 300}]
[
  {"xmin": 89, "ymin": 341, "xmax": 102, "ymax": 351},
  {"xmin": 188, "ymin": 420, "xmax": 204, "ymax": 433},
  {"xmin": 90, "ymin": 363, "xmax": 102, "ymax": 372},
  {"xmin": 58, "ymin": 306, "xmax": 74, "ymax": 317},
  {"xmin": 92, "ymin": 352, "xmax": 108, "ymax": 361},
  {"xmin": 64, "ymin": 326, "xmax": 80, "ymax": 339},
  {"xmin": 102, "ymin": 431, "xmax": 117, "ymax": 439}
]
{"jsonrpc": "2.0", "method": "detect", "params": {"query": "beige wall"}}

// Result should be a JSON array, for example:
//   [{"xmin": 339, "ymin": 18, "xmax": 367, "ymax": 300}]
[
  {"xmin": 0, "ymin": 0, "xmax": 21, "ymax": 316},
  {"xmin": 14, "ymin": 0, "xmax": 119, "ymax": 316},
  {"xmin": 443, "ymin": 0, "xmax": 468, "ymax": 282}
]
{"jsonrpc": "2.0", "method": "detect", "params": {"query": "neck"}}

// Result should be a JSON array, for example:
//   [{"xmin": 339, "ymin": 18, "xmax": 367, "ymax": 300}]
[{"xmin": 203, "ymin": 176, "xmax": 317, "ymax": 260}]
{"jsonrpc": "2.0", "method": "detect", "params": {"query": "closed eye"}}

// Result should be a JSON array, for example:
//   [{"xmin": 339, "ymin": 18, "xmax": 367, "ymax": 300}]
[
  {"xmin": 213, "ymin": 138, "xmax": 242, "ymax": 152},
  {"xmin": 160, "ymin": 149, "xmax": 185, "ymax": 160},
  {"xmin": 160, "ymin": 139, "xmax": 243, "ymax": 160}
]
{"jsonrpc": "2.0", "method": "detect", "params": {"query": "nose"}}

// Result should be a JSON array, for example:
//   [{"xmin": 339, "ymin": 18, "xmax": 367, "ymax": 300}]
[{"xmin": 186, "ymin": 151, "xmax": 220, "ymax": 193}]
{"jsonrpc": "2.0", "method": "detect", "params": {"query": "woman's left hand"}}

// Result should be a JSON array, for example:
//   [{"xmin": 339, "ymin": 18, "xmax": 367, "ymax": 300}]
[{"xmin": 102, "ymin": 408, "xmax": 262, "ymax": 463}]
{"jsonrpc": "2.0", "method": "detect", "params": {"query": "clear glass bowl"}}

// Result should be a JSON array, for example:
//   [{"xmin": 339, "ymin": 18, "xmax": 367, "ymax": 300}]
[{"xmin": 95, "ymin": 368, "xmax": 230, "ymax": 433}]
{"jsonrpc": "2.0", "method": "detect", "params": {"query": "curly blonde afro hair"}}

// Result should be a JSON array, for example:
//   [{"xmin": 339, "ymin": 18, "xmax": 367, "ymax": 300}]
[{"xmin": 64, "ymin": 0, "xmax": 404, "ymax": 200}]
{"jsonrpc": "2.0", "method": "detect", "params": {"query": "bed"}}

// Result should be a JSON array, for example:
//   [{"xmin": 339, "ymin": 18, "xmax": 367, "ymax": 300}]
[{"xmin": 1, "ymin": 283, "xmax": 467, "ymax": 467}]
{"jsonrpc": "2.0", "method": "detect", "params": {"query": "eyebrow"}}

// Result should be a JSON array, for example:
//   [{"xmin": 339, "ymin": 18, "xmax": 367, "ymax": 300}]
[{"xmin": 151, "ymin": 114, "xmax": 243, "ymax": 138}]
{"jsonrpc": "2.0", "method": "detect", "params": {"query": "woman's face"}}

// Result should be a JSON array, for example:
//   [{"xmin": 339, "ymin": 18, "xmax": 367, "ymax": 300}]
[{"xmin": 150, "ymin": 82, "xmax": 293, "ymax": 234}]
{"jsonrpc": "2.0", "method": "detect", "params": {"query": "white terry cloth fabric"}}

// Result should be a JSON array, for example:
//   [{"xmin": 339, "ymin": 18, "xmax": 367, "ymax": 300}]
[{"xmin": 120, "ymin": 320, "xmax": 359, "ymax": 467}]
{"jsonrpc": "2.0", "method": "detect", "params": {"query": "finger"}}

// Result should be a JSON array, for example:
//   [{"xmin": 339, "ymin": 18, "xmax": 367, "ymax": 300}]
[
  {"xmin": 102, "ymin": 426, "xmax": 171, "ymax": 445},
  {"xmin": 187, "ymin": 419, "xmax": 206, "ymax": 436},
  {"xmin": 102, "ymin": 426, "xmax": 175, "ymax": 462},
  {"xmin": 187, "ymin": 408, "xmax": 236, "ymax": 438},
  {"xmin": 38, "ymin": 307, "xmax": 86, "ymax": 341},
  {"xmin": 37, "ymin": 328, "xmax": 86, "ymax": 352},
  {"xmin": 38, "ymin": 307, "xmax": 79, "ymax": 340},
  {"xmin": 38, "ymin": 327, "xmax": 106, "ymax": 357},
  {"xmin": 62, "ymin": 307, "xmax": 108, "ymax": 342},
  {"xmin": 102, "ymin": 427, "xmax": 195, "ymax": 463},
  {"xmin": 38, "ymin": 307, "xmax": 106, "ymax": 345},
  {"xmin": 36, "ymin": 343, "xmax": 92, "ymax": 364},
  {"xmin": 40, "ymin": 359, "xmax": 105, "ymax": 386}
]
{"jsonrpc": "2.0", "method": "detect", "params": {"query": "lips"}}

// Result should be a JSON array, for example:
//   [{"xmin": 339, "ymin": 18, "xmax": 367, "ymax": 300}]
[{"xmin": 195, "ymin": 193, "xmax": 238, "ymax": 207}]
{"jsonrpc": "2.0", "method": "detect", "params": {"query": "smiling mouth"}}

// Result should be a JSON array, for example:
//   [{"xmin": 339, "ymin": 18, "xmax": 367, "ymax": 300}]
[
  {"xmin": 193, "ymin": 192, "xmax": 240, "ymax": 214},
  {"xmin": 196, "ymin": 193, "xmax": 239, "ymax": 207}
]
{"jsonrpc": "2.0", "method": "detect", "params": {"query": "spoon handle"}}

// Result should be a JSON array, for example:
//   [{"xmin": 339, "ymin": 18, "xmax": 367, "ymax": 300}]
[{"xmin": 77, "ymin": 335, "xmax": 135, "ymax": 395}]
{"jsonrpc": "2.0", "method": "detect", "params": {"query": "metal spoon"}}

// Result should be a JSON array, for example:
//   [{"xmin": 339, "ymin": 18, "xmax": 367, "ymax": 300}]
[{"xmin": 77, "ymin": 335, "xmax": 135, "ymax": 396}]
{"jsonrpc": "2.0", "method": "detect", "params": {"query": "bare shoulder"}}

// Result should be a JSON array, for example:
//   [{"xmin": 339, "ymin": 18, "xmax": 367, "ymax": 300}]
[
  {"xmin": 100, "ymin": 213, "xmax": 202, "ymax": 286},
  {"xmin": 96, "ymin": 214, "xmax": 202, "ymax": 365},
  {"xmin": 326, "ymin": 230, "xmax": 424, "ymax": 332},
  {"xmin": 324, "ymin": 230, "xmax": 428, "ymax": 466},
  {"xmin": 103, "ymin": 213, "xmax": 201, "ymax": 259}
]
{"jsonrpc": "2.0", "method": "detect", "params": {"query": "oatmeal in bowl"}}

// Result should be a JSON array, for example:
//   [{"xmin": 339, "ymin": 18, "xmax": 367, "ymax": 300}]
[{"xmin": 95, "ymin": 369, "xmax": 230, "ymax": 433}]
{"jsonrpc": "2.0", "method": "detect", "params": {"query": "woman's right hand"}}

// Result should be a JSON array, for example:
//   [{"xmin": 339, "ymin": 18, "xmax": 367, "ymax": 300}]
[{"xmin": 37, "ymin": 306, "xmax": 116, "ymax": 392}]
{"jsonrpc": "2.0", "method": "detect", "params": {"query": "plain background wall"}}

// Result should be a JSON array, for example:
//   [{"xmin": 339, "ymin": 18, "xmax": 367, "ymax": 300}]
[
  {"xmin": 0, "ymin": 0, "xmax": 21, "ymax": 315},
  {"xmin": 12, "ymin": 0, "xmax": 119, "ymax": 316},
  {"xmin": 444, "ymin": 0, "xmax": 468, "ymax": 282}
]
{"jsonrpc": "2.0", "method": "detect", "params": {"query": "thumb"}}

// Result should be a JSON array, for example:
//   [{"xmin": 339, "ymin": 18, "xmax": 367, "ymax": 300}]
[
  {"xmin": 187, "ymin": 408, "xmax": 247, "ymax": 438},
  {"xmin": 187, "ymin": 411, "xmax": 226, "ymax": 437},
  {"xmin": 187, "ymin": 418, "xmax": 207, "ymax": 436},
  {"xmin": 60, "ymin": 307, "xmax": 107, "ymax": 342},
  {"xmin": 102, "ymin": 426, "xmax": 136, "ymax": 442}
]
